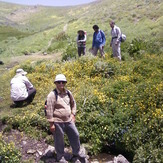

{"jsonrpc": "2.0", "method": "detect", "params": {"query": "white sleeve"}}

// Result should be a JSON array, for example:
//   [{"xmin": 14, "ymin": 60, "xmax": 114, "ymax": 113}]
[
  {"xmin": 80, "ymin": 34, "xmax": 87, "ymax": 42},
  {"xmin": 116, "ymin": 27, "xmax": 121, "ymax": 42},
  {"xmin": 23, "ymin": 76, "xmax": 33, "ymax": 90}
]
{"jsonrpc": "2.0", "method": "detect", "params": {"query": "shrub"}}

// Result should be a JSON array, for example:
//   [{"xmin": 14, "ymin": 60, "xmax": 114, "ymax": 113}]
[
  {"xmin": 128, "ymin": 38, "xmax": 147, "ymax": 58},
  {"xmin": 0, "ymin": 53, "xmax": 162, "ymax": 161},
  {"xmin": 0, "ymin": 134, "xmax": 21, "ymax": 163},
  {"xmin": 61, "ymin": 41, "xmax": 77, "ymax": 61}
]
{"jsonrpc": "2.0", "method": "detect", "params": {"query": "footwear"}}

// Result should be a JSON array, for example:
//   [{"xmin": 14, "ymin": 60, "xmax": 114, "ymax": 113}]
[
  {"xmin": 71, "ymin": 154, "xmax": 87, "ymax": 163},
  {"xmin": 58, "ymin": 156, "xmax": 68, "ymax": 163}
]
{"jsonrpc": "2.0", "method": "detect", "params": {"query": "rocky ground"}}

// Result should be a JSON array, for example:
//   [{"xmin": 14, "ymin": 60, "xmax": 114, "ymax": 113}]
[{"xmin": 0, "ymin": 122, "xmax": 118, "ymax": 163}]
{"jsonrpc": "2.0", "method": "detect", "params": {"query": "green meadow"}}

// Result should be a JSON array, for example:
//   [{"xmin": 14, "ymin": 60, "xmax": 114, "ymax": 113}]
[{"xmin": 0, "ymin": 0, "xmax": 162, "ymax": 162}]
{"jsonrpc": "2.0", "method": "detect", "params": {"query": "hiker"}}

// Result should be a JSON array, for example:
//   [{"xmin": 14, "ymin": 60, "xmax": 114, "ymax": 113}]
[
  {"xmin": 10, "ymin": 68, "xmax": 36, "ymax": 106},
  {"xmin": 110, "ymin": 20, "xmax": 122, "ymax": 61},
  {"xmin": 46, "ymin": 74, "xmax": 86, "ymax": 163},
  {"xmin": 91, "ymin": 25, "xmax": 106, "ymax": 58},
  {"xmin": 77, "ymin": 30, "xmax": 87, "ymax": 57}
]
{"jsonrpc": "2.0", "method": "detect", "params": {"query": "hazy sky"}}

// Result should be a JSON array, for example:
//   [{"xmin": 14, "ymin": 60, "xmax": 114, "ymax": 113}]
[{"xmin": 0, "ymin": 0, "xmax": 97, "ymax": 6}]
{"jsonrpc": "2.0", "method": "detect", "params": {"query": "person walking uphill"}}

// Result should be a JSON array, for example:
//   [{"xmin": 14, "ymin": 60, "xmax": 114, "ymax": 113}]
[
  {"xmin": 77, "ymin": 30, "xmax": 87, "ymax": 57},
  {"xmin": 46, "ymin": 74, "xmax": 87, "ymax": 163},
  {"xmin": 92, "ymin": 25, "xmax": 106, "ymax": 58},
  {"xmin": 10, "ymin": 68, "xmax": 36, "ymax": 107},
  {"xmin": 110, "ymin": 20, "xmax": 122, "ymax": 61}
]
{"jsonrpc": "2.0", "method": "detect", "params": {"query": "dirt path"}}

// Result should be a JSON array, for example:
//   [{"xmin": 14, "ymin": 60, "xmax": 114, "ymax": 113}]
[{"xmin": 0, "ymin": 52, "xmax": 61, "ymax": 70}]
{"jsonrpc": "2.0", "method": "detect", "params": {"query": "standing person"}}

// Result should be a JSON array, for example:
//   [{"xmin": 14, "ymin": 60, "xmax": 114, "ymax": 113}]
[
  {"xmin": 110, "ymin": 20, "xmax": 122, "ymax": 61},
  {"xmin": 92, "ymin": 25, "xmax": 106, "ymax": 58},
  {"xmin": 46, "ymin": 74, "xmax": 86, "ymax": 163},
  {"xmin": 77, "ymin": 30, "xmax": 87, "ymax": 57},
  {"xmin": 10, "ymin": 68, "xmax": 36, "ymax": 107}
]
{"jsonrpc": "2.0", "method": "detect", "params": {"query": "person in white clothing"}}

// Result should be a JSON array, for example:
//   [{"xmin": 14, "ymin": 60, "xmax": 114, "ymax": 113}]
[
  {"xmin": 110, "ymin": 20, "xmax": 121, "ymax": 61},
  {"xmin": 10, "ymin": 68, "xmax": 36, "ymax": 106}
]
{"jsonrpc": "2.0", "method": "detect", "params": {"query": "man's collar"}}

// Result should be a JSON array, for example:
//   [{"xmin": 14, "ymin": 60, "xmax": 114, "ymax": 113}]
[{"xmin": 56, "ymin": 88, "xmax": 67, "ymax": 94}]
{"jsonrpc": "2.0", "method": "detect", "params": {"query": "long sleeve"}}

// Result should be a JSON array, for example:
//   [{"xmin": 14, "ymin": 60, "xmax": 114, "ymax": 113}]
[
  {"xmin": 46, "ymin": 92, "xmax": 55, "ymax": 122},
  {"xmin": 101, "ymin": 30, "xmax": 106, "ymax": 46},
  {"xmin": 80, "ymin": 34, "xmax": 87, "ymax": 42},
  {"xmin": 69, "ymin": 91, "xmax": 77, "ymax": 116},
  {"xmin": 24, "ymin": 76, "xmax": 33, "ymax": 90},
  {"xmin": 115, "ymin": 26, "xmax": 121, "ymax": 43}
]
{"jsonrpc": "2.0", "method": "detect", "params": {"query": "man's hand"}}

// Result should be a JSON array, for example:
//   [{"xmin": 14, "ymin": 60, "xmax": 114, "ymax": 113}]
[
  {"xmin": 71, "ymin": 114, "xmax": 76, "ymax": 123},
  {"xmin": 50, "ymin": 123, "xmax": 55, "ymax": 133}
]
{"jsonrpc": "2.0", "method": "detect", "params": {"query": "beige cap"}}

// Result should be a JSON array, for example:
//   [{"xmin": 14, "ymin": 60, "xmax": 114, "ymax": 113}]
[
  {"xmin": 16, "ymin": 69, "xmax": 27, "ymax": 75},
  {"xmin": 54, "ymin": 74, "xmax": 67, "ymax": 83}
]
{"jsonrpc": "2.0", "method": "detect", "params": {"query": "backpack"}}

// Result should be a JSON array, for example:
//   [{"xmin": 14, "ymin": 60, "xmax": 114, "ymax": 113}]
[
  {"xmin": 44, "ymin": 88, "xmax": 71, "ymax": 116},
  {"xmin": 120, "ymin": 34, "xmax": 126, "ymax": 42}
]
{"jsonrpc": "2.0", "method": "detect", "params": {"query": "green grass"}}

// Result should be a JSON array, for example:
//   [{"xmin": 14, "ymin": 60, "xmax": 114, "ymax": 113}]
[
  {"xmin": 0, "ymin": 26, "xmax": 31, "ymax": 42},
  {"xmin": 0, "ymin": 0, "xmax": 163, "ymax": 162},
  {"xmin": 0, "ymin": 0, "xmax": 162, "ymax": 58}
]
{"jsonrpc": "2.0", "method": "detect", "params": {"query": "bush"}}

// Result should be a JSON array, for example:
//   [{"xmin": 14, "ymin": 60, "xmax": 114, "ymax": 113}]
[
  {"xmin": 128, "ymin": 38, "xmax": 147, "ymax": 58},
  {"xmin": 0, "ymin": 53, "xmax": 162, "ymax": 161},
  {"xmin": 61, "ymin": 41, "xmax": 77, "ymax": 61},
  {"xmin": 0, "ymin": 134, "xmax": 21, "ymax": 163}
]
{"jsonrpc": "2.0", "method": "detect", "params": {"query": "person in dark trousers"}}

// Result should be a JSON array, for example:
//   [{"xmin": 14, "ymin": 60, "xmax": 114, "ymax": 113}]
[
  {"xmin": 92, "ymin": 25, "xmax": 106, "ymax": 58},
  {"xmin": 46, "ymin": 74, "xmax": 87, "ymax": 163},
  {"xmin": 10, "ymin": 68, "xmax": 36, "ymax": 106},
  {"xmin": 77, "ymin": 30, "xmax": 87, "ymax": 57}
]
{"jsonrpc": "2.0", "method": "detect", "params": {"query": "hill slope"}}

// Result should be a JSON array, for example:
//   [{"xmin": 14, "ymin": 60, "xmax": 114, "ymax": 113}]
[
  {"xmin": 0, "ymin": 0, "xmax": 162, "ymax": 58},
  {"xmin": 0, "ymin": 0, "xmax": 163, "ymax": 162}
]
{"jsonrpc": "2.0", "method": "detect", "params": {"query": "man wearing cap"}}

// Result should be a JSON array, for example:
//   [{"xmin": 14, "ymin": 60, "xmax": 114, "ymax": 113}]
[
  {"xmin": 10, "ymin": 68, "xmax": 36, "ymax": 106},
  {"xmin": 110, "ymin": 20, "xmax": 122, "ymax": 61},
  {"xmin": 92, "ymin": 25, "xmax": 106, "ymax": 58},
  {"xmin": 46, "ymin": 74, "xmax": 86, "ymax": 163},
  {"xmin": 77, "ymin": 30, "xmax": 87, "ymax": 57}
]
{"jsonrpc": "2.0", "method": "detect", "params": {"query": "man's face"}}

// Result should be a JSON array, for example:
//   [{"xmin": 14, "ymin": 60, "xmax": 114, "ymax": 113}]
[
  {"xmin": 94, "ymin": 28, "xmax": 98, "ymax": 32},
  {"xmin": 55, "ymin": 81, "xmax": 66, "ymax": 90},
  {"xmin": 110, "ymin": 22, "xmax": 114, "ymax": 28}
]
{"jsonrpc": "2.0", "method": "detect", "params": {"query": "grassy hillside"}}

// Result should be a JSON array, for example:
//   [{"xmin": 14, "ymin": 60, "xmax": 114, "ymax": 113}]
[
  {"xmin": 0, "ymin": 0, "xmax": 163, "ymax": 162},
  {"xmin": 0, "ymin": 0, "xmax": 162, "ymax": 58},
  {"xmin": 0, "ymin": 53, "xmax": 162, "ymax": 162}
]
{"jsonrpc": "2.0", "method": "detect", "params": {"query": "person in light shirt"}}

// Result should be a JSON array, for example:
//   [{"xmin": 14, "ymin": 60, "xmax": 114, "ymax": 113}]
[
  {"xmin": 46, "ymin": 74, "xmax": 86, "ymax": 163},
  {"xmin": 110, "ymin": 20, "xmax": 122, "ymax": 61},
  {"xmin": 10, "ymin": 68, "xmax": 36, "ymax": 106}
]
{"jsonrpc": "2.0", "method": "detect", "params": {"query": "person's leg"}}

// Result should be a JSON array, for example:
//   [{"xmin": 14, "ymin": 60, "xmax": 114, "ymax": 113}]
[
  {"xmin": 78, "ymin": 47, "xmax": 82, "ymax": 57},
  {"xmin": 65, "ymin": 122, "xmax": 80, "ymax": 156},
  {"xmin": 117, "ymin": 44, "xmax": 121, "ymax": 61},
  {"xmin": 14, "ymin": 100, "xmax": 24, "ymax": 107},
  {"xmin": 99, "ymin": 46, "xmax": 105, "ymax": 58},
  {"xmin": 112, "ymin": 43, "xmax": 121, "ymax": 61},
  {"xmin": 112, "ymin": 43, "xmax": 116, "ymax": 58},
  {"xmin": 92, "ymin": 47, "xmax": 98, "ymax": 56},
  {"xmin": 83, "ymin": 47, "xmax": 86, "ymax": 55},
  {"xmin": 26, "ymin": 88, "xmax": 36, "ymax": 103},
  {"xmin": 54, "ymin": 123, "xmax": 65, "ymax": 161}
]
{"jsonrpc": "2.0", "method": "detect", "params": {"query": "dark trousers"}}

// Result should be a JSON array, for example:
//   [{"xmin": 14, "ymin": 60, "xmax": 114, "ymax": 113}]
[
  {"xmin": 78, "ymin": 47, "xmax": 86, "ymax": 57},
  {"xmin": 14, "ymin": 88, "xmax": 36, "ymax": 106}
]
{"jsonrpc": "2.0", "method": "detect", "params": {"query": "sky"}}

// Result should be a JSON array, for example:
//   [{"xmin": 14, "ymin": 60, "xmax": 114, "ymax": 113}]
[{"xmin": 0, "ymin": 0, "xmax": 97, "ymax": 6}]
